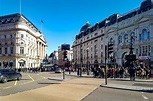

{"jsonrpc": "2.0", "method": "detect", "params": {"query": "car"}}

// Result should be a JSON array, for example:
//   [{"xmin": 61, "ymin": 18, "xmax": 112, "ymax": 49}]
[
  {"xmin": 55, "ymin": 67, "xmax": 62, "ymax": 73},
  {"xmin": 0, "ymin": 68, "xmax": 22, "ymax": 83}
]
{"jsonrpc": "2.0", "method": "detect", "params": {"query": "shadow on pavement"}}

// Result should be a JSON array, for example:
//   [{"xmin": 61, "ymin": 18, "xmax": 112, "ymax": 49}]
[
  {"xmin": 48, "ymin": 78, "xmax": 63, "ymax": 81},
  {"xmin": 100, "ymin": 85, "xmax": 153, "ymax": 93},
  {"xmin": 133, "ymin": 83, "xmax": 153, "ymax": 87},
  {"xmin": 20, "ymin": 78, "xmax": 31, "ymax": 80},
  {"xmin": 38, "ymin": 82, "xmax": 61, "ymax": 85},
  {"xmin": 110, "ymin": 78, "xmax": 153, "ymax": 82}
]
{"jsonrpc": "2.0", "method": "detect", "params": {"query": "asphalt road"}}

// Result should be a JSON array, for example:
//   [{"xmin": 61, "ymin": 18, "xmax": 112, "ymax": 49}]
[
  {"xmin": 0, "ymin": 72, "xmax": 76, "ymax": 96},
  {"xmin": 82, "ymin": 87, "xmax": 153, "ymax": 101}
]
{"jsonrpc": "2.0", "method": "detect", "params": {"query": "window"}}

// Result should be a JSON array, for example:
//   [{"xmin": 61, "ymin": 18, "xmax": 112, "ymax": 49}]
[
  {"xmin": 136, "ymin": 49, "xmax": 138, "ymax": 54},
  {"xmin": 94, "ymin": 44, "xmax": 97, "ymax": 56},
  {"xmin": 101, "ymin": 29, "xmax": 104, "ymax": 33},
  {"xmin": 139, "ymin": 29, "xmax": 149, "ymax": 40},
  {"xmin": 10, "ymin": 35, "xmax": 12, "ymax": 38},
  {"xmin": 4, "ymin": 35, "xmax": 6, "ymax": 39},
  {"xmin": 11, "ymin": 42, "xmax": 13, "ymax": 45},
  {"xmin": 101, "ymin": 52, "xmax": 103, "ymax": 57},
  {"xmin": 142, "ymin": 46, "xmax": 147, "ymax": 56},
  {"xmin": 5, "ymin": 48, "xmax": 7, "ymax": 54},
  {"xmin": 10, "ymin": 19, "xmax": 15, "ymax": 23},
  {"xmin": 101, "ymin": 45, "xmax": 103, "ymax": 49},
  {"xmin": 0, "ymin": 48, "xmax": 1, "ymax": 54},
  {"xmin": 94, "ymin": 40, "xmax": 97, "ymax": 43},
  {"xmin": 124, "ymin": 34, "xmax": 128, "ymax": 43},
  {"xmin": 10, "ymin": 47, "xmax": 13, "ymax": 54},
  {"xmin": 118, "ymin": 36, "xmax": 122, "ymax": 44},
  {"xmin": 139, "ymin": 46, "xmax": 141, "ymax": 56},
  {"xmin": 148, "ymin": 45, "xmax": 151, "ymax": 56},
  {"xmin": 131, "ymin": 32, "xmax": 136, "ymax": 42},
  {"xmin": 20, "ymin": 47, "xmax": 24, "ymax": 54},
  {"xmin": 94, "ymin": 33, "xmax": 98, "ymax": 36},
  {"xmin": 21, "ymin": 42, "xmax": 24, "ymax": 45},
  {"xmin": 21, "ymin": 34, "xmax": 24, "ymax": 38}
]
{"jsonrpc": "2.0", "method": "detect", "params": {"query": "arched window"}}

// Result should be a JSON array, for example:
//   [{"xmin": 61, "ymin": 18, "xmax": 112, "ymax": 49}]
[
  {"xmin": 118, "ymin": 35, "xmax": 122, "ymax": 44},
  {"xmin": 143, "ymin": 29, "xmax": 149, "ymax": 40},
  {"xmin": 131, "ymin": 32, "xmax": 136, "ymax": 42},
  {"xmin": 124, "ymin": 34, "xmax": 128, "ymax": 43},
  {"xmin": 139, "ymin": 29, "xmax": 149, "ymax": 40}
]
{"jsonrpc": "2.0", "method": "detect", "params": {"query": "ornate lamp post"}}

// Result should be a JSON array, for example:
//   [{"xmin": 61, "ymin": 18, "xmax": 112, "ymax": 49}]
[{"xmin": 125, "ymin": 33, "xmax": 136, "ymax": 80}]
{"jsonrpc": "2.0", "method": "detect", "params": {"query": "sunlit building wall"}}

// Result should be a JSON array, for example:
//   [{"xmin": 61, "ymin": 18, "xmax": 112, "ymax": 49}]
[
  {"xmin": 0, "ymin": 13, "xmax": 47, "ymax": 68},
  {"xmin": 73, "ymin": 0, "xmax": 153, "ymax": 67}
]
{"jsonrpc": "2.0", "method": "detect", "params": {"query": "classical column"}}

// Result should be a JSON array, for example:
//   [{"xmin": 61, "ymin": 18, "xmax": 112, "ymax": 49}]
[{"xmin": 42, "ymin": 44, "xmax": 44, "ymax": 58}]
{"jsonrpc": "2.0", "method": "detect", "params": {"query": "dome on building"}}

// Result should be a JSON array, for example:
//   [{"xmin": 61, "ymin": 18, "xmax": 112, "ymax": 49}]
[{"xmin": 80, "ymin": 22, "xmax": 92, "ymax": 32}]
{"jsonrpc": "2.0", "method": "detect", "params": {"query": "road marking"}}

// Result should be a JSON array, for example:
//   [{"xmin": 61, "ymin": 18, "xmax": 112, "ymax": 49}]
[
  {"xmin": 14, "ymin": 80, "xmax": 18, "ymax": 86},
  {"xmin": 141, "ymin": 92, "xmax": 148, "ymax": 100},
  {"xmin": 28, "ymin": 75, "xmax": 35, "ymax": 81}
]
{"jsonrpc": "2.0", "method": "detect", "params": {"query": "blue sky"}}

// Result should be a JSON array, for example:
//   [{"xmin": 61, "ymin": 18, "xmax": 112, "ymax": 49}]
[{"xmin": 0, "ymin": 0, "xmax": 143, "ymax": 55}]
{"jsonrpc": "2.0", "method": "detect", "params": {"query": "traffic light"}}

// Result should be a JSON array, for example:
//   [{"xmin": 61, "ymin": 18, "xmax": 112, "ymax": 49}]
[
  {"xmin": 63, "ymin": 50, "xmax": 67, "ymax": 61},
  {"xmin": 108, "ymin": 43, "xmax": 114, "ymax": 58}
]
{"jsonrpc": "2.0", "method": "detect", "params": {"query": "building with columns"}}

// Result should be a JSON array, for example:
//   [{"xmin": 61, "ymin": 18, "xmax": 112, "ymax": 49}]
[
  {"xmin": 0, "ymin": 13, "xmax": 47, "ymax": 69},
  {"xmin": 72, "ymin": 0, "xmax": 153, "ymax": 69}
]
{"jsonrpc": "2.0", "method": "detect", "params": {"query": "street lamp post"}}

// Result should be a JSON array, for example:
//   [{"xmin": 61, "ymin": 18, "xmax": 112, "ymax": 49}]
[
  {"xmin": 105, "ymin": 45, "xmax": 107, "ymax": 85},
  {"xmin": 86, "ymin": 47, "xmax": 89, "ymax": 75},
  {"xmin": 80, "ymin": 43, "xmax": 82, "ymax": 77}
]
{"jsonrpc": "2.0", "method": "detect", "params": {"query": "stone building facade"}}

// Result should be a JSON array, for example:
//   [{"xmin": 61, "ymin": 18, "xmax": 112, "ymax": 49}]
[
  {"xmin": 0, "ymin": 13, "xmax": 47, "ymax": 68},
  {"xmin": 72, "ymin": 0, "xmax": 153, "ymax": 68}
]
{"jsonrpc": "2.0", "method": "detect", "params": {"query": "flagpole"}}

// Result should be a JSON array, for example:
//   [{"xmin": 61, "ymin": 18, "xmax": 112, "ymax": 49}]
[
  {"xmin": 20, "ymin": 0, "xmax": 22, "ymax": 14},
  {"xmin": 41, "ymin": 22, "xmax": 42, "ymax": 32},
  {"xmin": 41, "ymin": 20, "xmax": 44, "ymax": 33}
]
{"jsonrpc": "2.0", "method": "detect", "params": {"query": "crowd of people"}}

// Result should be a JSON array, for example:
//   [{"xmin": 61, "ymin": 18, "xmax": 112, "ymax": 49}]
[{"xmin": 91, "ymin": 65, "xmax": 152, "ymax": 80}]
